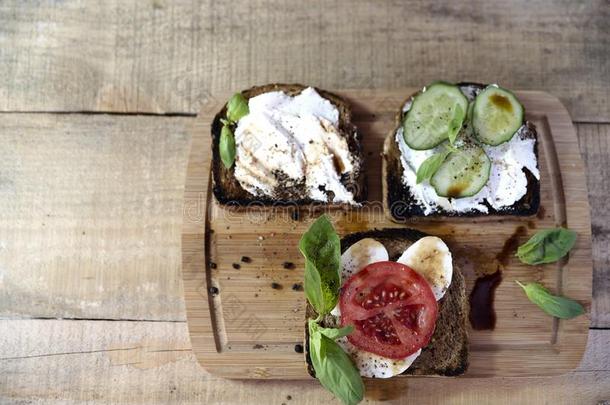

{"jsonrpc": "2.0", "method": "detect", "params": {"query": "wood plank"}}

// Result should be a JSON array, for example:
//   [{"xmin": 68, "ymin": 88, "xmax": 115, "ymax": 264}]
[
  {"xmin": 182, "ymin": 90, "xmax": 592, "ymax": 378},
  {"xmin": 0, "ymin": 114, "xmax": 607, "ymax": 331},
  {"xmin": 0, "ymin": 1, "xmax": 609, "ymax": 121},
  {"xmin": 0, "ymin": 114, "xmax": 191, "ymax": 321},
  {"xmin": 577, "ymin": 124, "xmax": 610, "ymax": 328},
  {"xmin": 0, "ymin": 319, "xmax": 608, "ymax": 404}
]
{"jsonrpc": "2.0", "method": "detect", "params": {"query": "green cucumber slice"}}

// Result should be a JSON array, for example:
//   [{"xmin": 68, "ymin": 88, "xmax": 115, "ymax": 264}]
[
  {"xmin": 472, "ymin": 86, "xmax": 524, "ymax": 146},
  {"xmin": 403, "ymin": 82, "xmax": 469, "ymax": 150},
  {"xmin": 430, "ymin": 144, "xmax": 491, "ymax": 198}
]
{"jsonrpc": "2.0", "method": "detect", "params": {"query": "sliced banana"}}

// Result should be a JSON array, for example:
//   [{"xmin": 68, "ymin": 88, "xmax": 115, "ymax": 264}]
[
  {"xmin": 336, "ymin": 337, "xmax": 421, "ymax": 379},
  {"xmin": 339, "ymin": 238, "xmax": 389, "ymax": 283},
  {"xmin": 396, "ymin": 236, "xmax": 453, "ymax": 300}
]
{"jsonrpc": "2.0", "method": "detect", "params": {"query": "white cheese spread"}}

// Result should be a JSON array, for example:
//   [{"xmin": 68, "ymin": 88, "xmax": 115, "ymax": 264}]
[
  {"xmin": 234, "ymin": 87, "xmax": 357, "ymax": 204},
  {"xmin": 396, "ymin": 85, "xmax": 540, "ymax": 215}
]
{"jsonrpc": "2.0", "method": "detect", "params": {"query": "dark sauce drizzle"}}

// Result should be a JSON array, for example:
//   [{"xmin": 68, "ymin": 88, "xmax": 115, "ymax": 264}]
[
  {"xmin": 469, "ymin": 271, "xmax": 502, "ymax": 330},
  {"xmin": 468, "ymin": 226, "xmax": 527, "ymax": 330}
]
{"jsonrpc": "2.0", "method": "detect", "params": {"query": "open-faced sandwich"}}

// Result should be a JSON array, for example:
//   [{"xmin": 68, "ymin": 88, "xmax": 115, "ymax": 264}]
[
  {"xmin": 301, "ymin": 216, "xmax": 468, "ymax": 404},
  {"xmin": 211, "ymin": 84, "xmax": 366, "ymax": 206},
  {"xmin": 384, "ymin": 82, "xmax": 540, "ymax": 221}
]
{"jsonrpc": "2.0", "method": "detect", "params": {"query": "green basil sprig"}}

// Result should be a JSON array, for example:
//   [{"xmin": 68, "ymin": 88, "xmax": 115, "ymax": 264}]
[
  {"xmin": 219, "ymin": 125, "xmax": 236, "ymax": 168},
  {"xmin": 516, "ymin": 228, "xmax": 577, "ymax": 265},
  {"xmin": 516, "ymin": 281, "xmax": 585, "ymax": 319},
  {"xmin": 416, "ymin": 143, "xmax": 459, "ymax": 184},
  {"xmin": 309, "ymin": 321, "xmax": 364, "ymax": 405},
  {"xmin": 219, "ymin": 93, "xmax": 249, "ymax": 169},
  {"xmin": 316, "ymin": 324, "xmax": 354, "ymax": 340},
  {"xmin": 299, "ymin": 215, "xmax": 341, "ymax": 315},
  {"xmin": 300, "ymin": 216, "xmax": 364, "ymax": 405},
  {"xmin": 226, "ymin": 93, "xmax": 249, "ymax": 122},
  {"xmin": 448, "ymin": 102, "xmax": 466, "ymax": 145},
  {"xmin": 416, "ymin": 148, "xmax": 452, "ymax": 184}
]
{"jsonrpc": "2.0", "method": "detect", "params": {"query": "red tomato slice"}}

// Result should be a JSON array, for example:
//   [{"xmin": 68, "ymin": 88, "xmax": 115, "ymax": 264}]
[{"xmin": 339, "ymin": 261, "xmax": 438, "ymax": 359}]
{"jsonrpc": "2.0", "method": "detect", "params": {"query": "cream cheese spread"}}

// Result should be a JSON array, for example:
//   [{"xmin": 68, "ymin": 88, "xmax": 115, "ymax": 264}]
[{"xmin": 234, "ymin": 87, "xmax": 357, "ymax": 204}]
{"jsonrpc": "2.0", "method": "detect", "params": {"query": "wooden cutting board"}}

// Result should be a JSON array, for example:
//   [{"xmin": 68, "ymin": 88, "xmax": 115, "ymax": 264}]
[{"xmin": 181, "ymin": 89, "xmax": 592, "ymax": 379}]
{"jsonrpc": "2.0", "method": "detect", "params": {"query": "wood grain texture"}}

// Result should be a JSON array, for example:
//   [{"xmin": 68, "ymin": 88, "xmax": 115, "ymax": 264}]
[
  {"xmin": 0, "ymin": 0, "xmax": 609, "ymax": 121},
  {"xmin": 2, "ymin": 0, "xmax": 609, "ymax": 401},
  {"xmin": 0, "ymin": 115, "xmax": 606, "ymax": 326},
  {"xmin": 0, "ymin": 319, "xmax": 608, "ymax": 405},
  {"xmin": 577, "ymin": 124, "xmax": 610, "ymax": 328},
  {"xmin": 0, "ymin": 115, "xmax": 608, "ymax": 402},
  {"xmin": 0, "ymin": 114, "xmax": 190, "ymax": 321},
  {"xmin": 183, "ymin": 89, "xmax": 592, "ymax": 379}
]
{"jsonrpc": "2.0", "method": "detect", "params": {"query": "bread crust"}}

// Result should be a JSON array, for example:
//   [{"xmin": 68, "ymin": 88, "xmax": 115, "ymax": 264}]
[
  {"xmin": 382, "ymin": 82, "xmax": 540, "ymax": 222},
  {"xmin": 211, "ymin": 84, "xmax": 366, "ymax": 207},
  {"xmin": 305, "ymin": 228, "xmax": 469, "ymax": 378}
]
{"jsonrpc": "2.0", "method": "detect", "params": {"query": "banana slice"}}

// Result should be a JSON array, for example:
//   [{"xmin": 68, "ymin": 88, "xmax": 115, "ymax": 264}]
[
  {"xmin": 339, "ymin": 238, "xmax": 389, "ymax": 283},
  {"xmin": 397, "ymin": 236, "xmax": 453, "ymax": 300},
  {"xmin": 336, "ymin": 337, "xmax": 421, "ymax": 379}
]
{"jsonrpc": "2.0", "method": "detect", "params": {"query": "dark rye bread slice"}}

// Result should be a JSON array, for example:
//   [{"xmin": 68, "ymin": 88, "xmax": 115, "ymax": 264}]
[
  {"xmin": 305, "ymin": 228, "xmax": 469, "ymax": 378},
  {"xmin": 383, "ymin": 82, "xmax": 540, "ymax": 222},
  {"xmin": 211, "ymin": 83, "xmax": 366, "ymax": 206}
]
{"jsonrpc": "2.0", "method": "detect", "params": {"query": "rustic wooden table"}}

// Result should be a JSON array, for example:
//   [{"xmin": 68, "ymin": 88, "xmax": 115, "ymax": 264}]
[{"xmin": 1, "ymin": 1, "xmax": 608, "ymax": 404}]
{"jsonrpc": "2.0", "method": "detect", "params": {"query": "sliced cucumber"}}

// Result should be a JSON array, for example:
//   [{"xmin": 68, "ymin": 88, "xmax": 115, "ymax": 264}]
[
  {"xmin": 472, "ymin": 86, "xmax": 524, "ymax": 146},
  {"xmin": 430, "ymin": 144, "xmax": 491, "ymax": 198},
  {"xmin": 403, "ymin": 82, "xmax": 469, "ymax": 150}
]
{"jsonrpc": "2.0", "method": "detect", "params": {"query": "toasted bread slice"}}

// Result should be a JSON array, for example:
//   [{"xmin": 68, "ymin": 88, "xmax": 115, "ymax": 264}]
[
  {"xmin": 305, "ymin": 228, "xmax": 469, "ymax": 378},
  {"xmin": 383, "ymin": 82, "xmax": 540, "ymax": 221},
  {"xmin": 211, "ymin": 84, "xmax": 366, "ymax": 207}
]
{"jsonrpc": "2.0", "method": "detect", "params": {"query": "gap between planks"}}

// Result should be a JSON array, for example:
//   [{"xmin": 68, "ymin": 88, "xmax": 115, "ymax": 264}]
[
  {"xmin": 0, "ymin": 316, "xmax": 187, "ymax": 323},
  {"xmin": 0, "ymin": 110, "xmax": 607, "ymax": 127},
  {"xmin": 0, "ymin": 110, "xmax": 196, "ymax": 117}
]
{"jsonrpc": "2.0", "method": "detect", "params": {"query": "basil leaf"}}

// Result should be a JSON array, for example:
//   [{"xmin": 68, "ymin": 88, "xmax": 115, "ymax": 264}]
[
  {"xmin": 299, "ymin": 216, "xmax": 341, "ymax": 315},
  {"xmin": 219, "ymin": 124, "xmax": 236, "ymax": 169},
  {"xmin": 318, "ymin": 324, "xmax": 354, "ymax": 340},
  {"xmin": 516, "ymin": 281, "xmax": 585, "ymax": 319},
  {"xmin": 448, "ymin": 102, "xmax": 465, "ymax": 145},
  {"xmin": 516, "ymin": 228, "xmax": 577, "ymax": 265},
  {"xmin": 309, "ymin": 324, "xmax": 364, "ymax": 405},
  {"xmin": 226, "ymin": 93, "xmax": 249, "ymax": 123},
  {"xmin": 303, "ymin": 260, "xmax": 326, "ymax": 316},
  {"xmin": 416, "ymin": 149, "xmax": 451, "ymax": 184}
]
